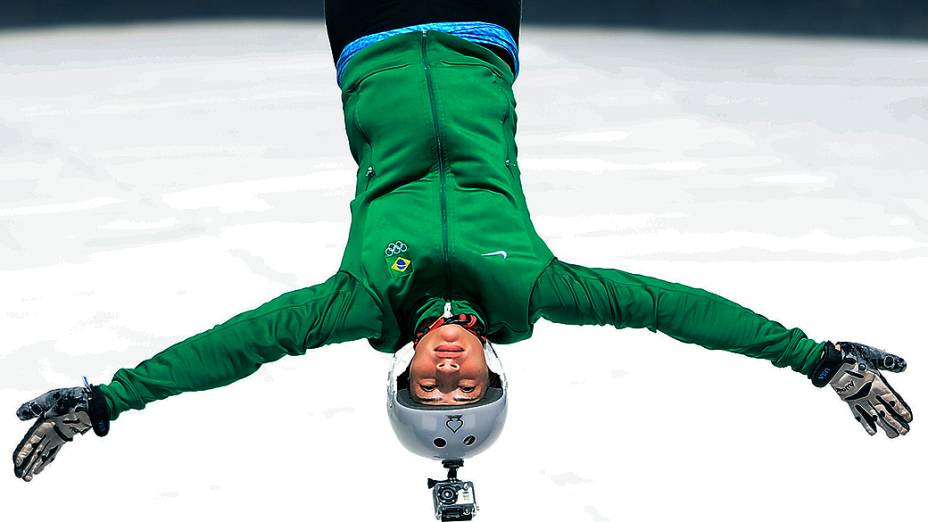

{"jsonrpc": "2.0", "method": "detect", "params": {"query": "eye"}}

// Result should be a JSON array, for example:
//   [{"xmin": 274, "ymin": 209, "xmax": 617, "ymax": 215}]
[
  {"xmin": 461, "ymin": 386, "xmax": 475, "ymax": 393},
  {"xmin": 420, "ymin": 384, "xmax": 436, "ymax": 392}
]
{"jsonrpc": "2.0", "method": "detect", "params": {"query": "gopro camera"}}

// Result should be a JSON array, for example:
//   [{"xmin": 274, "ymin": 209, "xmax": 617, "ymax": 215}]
[
  {"xmin": 427, "ymin": 460, "xmax": 479, "ymax": 521},
  {"xmin": 430, "ymin": 479, "xmax": 477, "ymax": 521}
]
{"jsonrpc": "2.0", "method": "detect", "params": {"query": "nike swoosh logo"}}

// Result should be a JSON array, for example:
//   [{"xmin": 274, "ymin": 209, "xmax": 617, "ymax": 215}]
[{"xmin": 481, "ymin": 250, "xmax": 508, "ymax": 259}]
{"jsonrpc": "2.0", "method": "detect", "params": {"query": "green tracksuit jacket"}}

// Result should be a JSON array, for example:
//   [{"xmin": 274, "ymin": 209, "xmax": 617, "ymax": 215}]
[{"xmin": 100, "ymin": 31, "xmax": 827, "ymax": 420}]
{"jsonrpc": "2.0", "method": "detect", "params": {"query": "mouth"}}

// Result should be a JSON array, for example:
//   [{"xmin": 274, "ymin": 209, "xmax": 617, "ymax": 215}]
[{"xmin": 434, "ymin": 344, "xmax": 465, "ymax": 358}]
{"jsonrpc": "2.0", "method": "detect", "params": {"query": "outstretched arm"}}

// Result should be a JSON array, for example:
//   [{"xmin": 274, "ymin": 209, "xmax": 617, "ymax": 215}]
[
  {"xmin": 528, "ymin": 259, "xmax": 912, "ymax": 437},
  {"xmin": 13, "ymin": 271, "xmax": 382, "ymax": 481},
  {"xmin": 101, "ymin": 271, "xmax": 382, "ymax": 420},
  {"xmin": 529, "ymin": 258, "xmax": 826, "ymax": 374}
]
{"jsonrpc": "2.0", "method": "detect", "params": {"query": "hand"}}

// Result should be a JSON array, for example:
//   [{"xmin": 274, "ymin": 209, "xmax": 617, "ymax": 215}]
[
  {"xmin": 812, "ymin": 341, "xmax": 912, "ymax": 438},
  {"xmin": 12, "ymin": 382, "xmax": 109, "ymax": 482}
]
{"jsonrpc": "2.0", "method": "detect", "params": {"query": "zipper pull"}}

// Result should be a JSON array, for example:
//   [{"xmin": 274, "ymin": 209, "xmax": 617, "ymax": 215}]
[
  {"xmin": 366, "ymin": 166, "xmax": 374, "ymax": 179},
  {"xmin": 443, "ymin": 301, "xmax": 452, "ymax": 318}
]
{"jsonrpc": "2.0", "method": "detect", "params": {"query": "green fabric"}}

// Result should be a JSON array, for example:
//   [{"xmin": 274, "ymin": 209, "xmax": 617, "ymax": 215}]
[
  {"xmin": 99, "ymin": 30, "xmax": 825, "ymax": 421},
  {"xmin": 530, "ymin": 260, "xmax": 827, "ymax": 375},
  {"xmin": 337, "ymin": 31, "xmax": 554, "ymax": 352},
  {"xmin": 100, "ymin": 272, "xmax": 381, "ymax": 420}
]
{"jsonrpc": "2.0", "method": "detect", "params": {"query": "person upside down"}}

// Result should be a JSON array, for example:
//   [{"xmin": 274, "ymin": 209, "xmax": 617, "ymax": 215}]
[{"xmin": 13, "ymin": 0, "xmax": 913, "ymax": 481}]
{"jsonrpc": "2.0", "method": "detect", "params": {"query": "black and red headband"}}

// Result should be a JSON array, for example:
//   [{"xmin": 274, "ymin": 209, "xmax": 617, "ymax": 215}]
[{"xmin": 412, "ymin": 313, "xmax": 488, "ymax": 348}]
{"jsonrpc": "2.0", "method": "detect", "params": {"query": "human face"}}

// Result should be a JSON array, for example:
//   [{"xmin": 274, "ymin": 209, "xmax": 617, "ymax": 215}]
[{"xmin": 408, "ymin": 323, "xmax": 489, "ymax": 405}]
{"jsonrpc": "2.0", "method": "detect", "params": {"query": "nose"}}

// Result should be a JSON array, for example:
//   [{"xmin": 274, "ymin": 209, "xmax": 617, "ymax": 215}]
[{"xmin": 437, "ymin": 360, "xmax": 459, "ymax": 373}]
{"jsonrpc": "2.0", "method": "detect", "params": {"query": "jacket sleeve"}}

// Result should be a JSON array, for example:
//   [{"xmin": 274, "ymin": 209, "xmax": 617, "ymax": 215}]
[
  {"xmin": 99, "ymin": 272, "xmax": 382, "ymax": 420},
  {"xmin": 529, "ymin": 258, "xmax": 826, "ymax": 375}
]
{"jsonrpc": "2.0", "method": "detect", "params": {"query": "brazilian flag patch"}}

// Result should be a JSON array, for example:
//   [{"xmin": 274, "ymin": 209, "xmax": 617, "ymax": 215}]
[{"xmin": 391, "ymin": 256, "xmax": 411, "ymax": 272}]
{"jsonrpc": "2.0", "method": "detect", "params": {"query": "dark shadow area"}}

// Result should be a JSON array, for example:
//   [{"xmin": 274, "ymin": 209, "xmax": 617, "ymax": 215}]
[{"xmin": 1, "ymin": 1, "xmax": 927, "ymax": 40}]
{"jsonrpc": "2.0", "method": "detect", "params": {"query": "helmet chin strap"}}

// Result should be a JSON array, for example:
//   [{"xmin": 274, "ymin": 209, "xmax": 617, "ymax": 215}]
[{"xmin": 413, "ymin": 313, "xmax": 488, "ymax": 348}]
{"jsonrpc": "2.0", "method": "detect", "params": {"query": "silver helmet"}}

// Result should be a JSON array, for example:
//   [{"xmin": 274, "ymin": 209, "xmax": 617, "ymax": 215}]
[{"xmin": 386, "ymin": 341, "xmax": 508, "ymax": 460}]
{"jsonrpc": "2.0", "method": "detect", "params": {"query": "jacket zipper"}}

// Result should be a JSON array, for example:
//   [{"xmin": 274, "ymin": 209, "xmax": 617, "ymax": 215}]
[
  {"xmin": 365, "ymin": 138, "xmax": 375, "ymax": 188},
  {"xmin": 421, "ymin": 29, "xmax": 453, "ymax": 302},
  {"xmin": 365, "ymin": 165, "xmax": 375, "ymax": 189}
]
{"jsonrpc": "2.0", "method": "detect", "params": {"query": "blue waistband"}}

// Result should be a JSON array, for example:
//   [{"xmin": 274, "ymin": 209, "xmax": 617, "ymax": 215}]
[{"xmin": 335, "ymin": 21, "xmax": 520, "ymax": 89}]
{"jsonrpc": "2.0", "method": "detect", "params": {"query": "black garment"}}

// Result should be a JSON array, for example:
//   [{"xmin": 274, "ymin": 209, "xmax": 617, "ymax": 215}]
[{"xmin": 324, "ymin": 0, "xmax": 522, "ymax": 73}]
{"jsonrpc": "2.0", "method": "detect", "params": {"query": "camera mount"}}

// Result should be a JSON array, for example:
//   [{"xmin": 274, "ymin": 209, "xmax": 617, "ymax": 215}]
[{"xmin": 427, "ymin": 459, "xmax": 464, "ymax": 488}]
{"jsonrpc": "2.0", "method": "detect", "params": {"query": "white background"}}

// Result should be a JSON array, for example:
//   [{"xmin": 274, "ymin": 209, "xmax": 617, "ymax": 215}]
[{"xmin": 1, "ymin": 22, "xmax": 926, "ymax": 521}]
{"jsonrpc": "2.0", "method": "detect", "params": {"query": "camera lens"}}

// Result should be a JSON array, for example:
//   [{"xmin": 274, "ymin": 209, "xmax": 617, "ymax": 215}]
[
  {"xmin": 438, "ymin": 485, "xmax": 457, "ymax": 504},
  {"xmin": 463, "ymin": 435, "xmax": 476, "ymax": 446},
  {"xmin": 433, "ymin": 438, "xmax": 446, "ymax": 448}
]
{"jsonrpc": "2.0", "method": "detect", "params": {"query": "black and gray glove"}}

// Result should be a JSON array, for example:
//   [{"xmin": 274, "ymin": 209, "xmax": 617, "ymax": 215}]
[
  {"xmin": 13, "ymin": 380, "xmax": 110, "ymax": 481},
  {"xmin": 810, "ymin": 341, "xmax": 912, "ymax": 438}
]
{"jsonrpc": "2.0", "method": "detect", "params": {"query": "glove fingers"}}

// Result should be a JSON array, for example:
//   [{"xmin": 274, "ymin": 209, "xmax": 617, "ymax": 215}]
[
  {"xmin": 13, "ymin": 418, "xmax": 49, "ymax": 477},
  {"xmin": 876, "ymin": 391, "xmax": 911, "ymax": 430},
  {"xmin": 871, "ymin": 397, "xmax": 909, "ymax": 439},
  {"xmin": 836, "ymin": 341, "xmax": 907, "ymax": 373},
  {"xmin": 15, "ymin": 388, "xmax": 70, "ymax": 420},
  {"xmin": 877, "ymin": 352, "xmax": 907, "ymax": 373},
  {"xmin": 850, "ymin": 403, "xmax": 878, "ymax": 436},
  {"xmin": 16, "ymin": 388, "xmax": 87, "ymax": 421},
  {"xmin": 875, "ymin": 375, "xmax": 913, "ymax": 422},
  {"xmin": 874, "ymin": 397, "xmax": 908, "ymax": 437},
  {"xmin": 20, "ymin": 432, "xmax": 55, "ymax": 482},
  {"xmin": 15, "ymin": 394, "xmax": 50, "ymax": 421},
  {"xmin": 16, "ymin": 425, "xmax": 51, "ymax": 481},
  {"xmin": 31, "ymin": 444, "xmax": 61, "ymax": 478}
]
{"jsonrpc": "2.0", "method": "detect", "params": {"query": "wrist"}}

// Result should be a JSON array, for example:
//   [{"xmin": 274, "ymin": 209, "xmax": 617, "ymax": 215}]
[
  {"xmin": 808, "ymin": 340, "xmax": 843, "ymax": 387},
  {"xmin": 87, "ymin": 384, "xmax": 111, "ymax": 436}
]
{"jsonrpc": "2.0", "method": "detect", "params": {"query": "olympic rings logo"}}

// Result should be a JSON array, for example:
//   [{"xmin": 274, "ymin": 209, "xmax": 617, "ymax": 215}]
[{"xmin": 384, "ymin": 241, "xmax": 408, "ymax": 256}]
